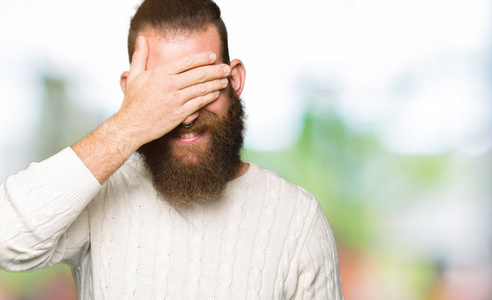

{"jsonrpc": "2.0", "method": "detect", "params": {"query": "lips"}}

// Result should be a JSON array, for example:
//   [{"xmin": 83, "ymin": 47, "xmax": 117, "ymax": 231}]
[{"xmin": 176, "ymin": 132, "xmax": 202, "ymax": 143}]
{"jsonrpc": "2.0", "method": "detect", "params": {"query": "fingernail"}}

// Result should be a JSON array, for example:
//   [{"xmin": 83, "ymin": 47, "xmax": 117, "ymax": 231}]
[
  {"xmin": 214, "ymin": 91, "xmax": 220, "ymax": 96},
  {"xmin": 137, "ymin": 36, "xmax": 144, "ymax": 48},
  {"xmin": 223, "ymin": 65, "xmax": 231, "ymax": 73},
  {"xmin": 221, "ymin": 78, "xmax": 228, "ymax": 85},
  {"xmin": 210, "ymin": 53, "xmax": 217, "ymax": 62}
]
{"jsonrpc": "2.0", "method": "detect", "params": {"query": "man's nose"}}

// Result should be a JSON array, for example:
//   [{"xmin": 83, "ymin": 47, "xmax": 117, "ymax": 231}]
[{"xmin": 183, "ymin": 110, "xmax": 200, "ymax": 127}]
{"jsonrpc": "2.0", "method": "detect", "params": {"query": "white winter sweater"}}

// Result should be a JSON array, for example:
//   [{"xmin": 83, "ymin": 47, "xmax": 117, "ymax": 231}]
[{"xmin": 0, "ymin": 148, "xmax": 343, "ymax": 299}]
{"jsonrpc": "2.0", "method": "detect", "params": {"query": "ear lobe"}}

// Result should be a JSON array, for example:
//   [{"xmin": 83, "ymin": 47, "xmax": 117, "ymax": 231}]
[
  {"xmin": 229, "ymin": 59, "xmax": 246, "ymax": 96},
  {"xmin": 120, "ymin": 71, "xmax": 129, "ymax": 93}
]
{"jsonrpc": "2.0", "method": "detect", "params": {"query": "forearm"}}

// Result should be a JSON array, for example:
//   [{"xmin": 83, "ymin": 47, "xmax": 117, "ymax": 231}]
[{"xmin": 72, "ymin": 114, "xmax": 142, "ymax": 184}]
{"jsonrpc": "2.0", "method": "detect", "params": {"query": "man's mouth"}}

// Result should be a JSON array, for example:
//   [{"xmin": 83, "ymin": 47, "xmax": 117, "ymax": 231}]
[{"xmin": 176, "ymin": 132, "xmax": 202, "ymax": 143}]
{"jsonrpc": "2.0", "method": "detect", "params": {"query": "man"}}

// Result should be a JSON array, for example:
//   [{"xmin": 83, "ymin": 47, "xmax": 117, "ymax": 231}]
[{"xmin": 0, "ymin": 0, "xmax": 344, "ymax": 299}]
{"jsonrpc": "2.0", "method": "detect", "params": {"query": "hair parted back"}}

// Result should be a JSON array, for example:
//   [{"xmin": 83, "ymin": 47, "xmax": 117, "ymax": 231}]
[{"xmin": 128, "ymin": 0, "xmax": 230, "ymax": 64}]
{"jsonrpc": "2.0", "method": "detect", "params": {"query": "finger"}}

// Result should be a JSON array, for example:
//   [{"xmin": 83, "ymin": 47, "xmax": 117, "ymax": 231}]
[
  {"xmin": 163, "ymin": 52, "xmax": 217, "ymax": 75},
  {"xmin": 174, "ymin": 64, "xmax": 231, "ymax": 90},
  {"xmin": 181, "ymin": 91, "xmax": 221, "ymax": 117},
  {"xmin": 129, "ymin": 36, "xmax": 149, "ymax": 77},
  {"xmin": 176, "ymin": 78, "xmax": 228, "ymax": 104}
]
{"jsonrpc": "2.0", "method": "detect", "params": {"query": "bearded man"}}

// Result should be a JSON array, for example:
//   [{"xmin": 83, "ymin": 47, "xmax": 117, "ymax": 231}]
[{"xmin": 0, "ymin": 0, "xmax": 344, "ymax": 299}]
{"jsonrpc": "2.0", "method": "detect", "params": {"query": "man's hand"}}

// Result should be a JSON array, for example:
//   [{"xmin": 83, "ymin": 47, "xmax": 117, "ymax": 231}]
[
  {"xmin": 72, "ymin": 35, "xmax": 230, "ymax": 183},
  {"xmin": 116, "ymin": 36, "xmax": 231, "ymax": 148}
]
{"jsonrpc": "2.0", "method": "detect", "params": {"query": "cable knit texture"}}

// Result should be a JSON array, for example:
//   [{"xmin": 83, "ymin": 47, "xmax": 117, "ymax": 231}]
[{"xmin": 0, "ymin": 148, "xmax": 344, "ymax": 299}]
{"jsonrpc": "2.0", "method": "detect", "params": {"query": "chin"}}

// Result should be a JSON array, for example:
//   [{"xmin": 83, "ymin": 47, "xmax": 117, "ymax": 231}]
[
  {"xmin": 170, "ymin": 143, "xmax": 209, "ymax": 165},
  {"xmin": 178, "ymin": 152, "xmax": 202, "ymax": 165}
]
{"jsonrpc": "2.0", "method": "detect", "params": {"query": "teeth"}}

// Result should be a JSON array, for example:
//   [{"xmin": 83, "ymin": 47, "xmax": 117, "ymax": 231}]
[{"xmin": 180, "ymin": 132, "xmax": 197, "ymax": 139}]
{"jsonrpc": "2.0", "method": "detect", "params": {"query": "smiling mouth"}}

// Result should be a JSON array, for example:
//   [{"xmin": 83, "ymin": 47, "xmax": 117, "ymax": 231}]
[{"xmin": 176, "ymin": 132, "xmax": 202, "ymax": 143}]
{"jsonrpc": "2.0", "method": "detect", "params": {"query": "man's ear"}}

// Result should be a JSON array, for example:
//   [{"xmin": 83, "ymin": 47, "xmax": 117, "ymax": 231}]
[
  {"xmin": 229, "ymin": 59, "xmax": 246, "ymax": 96},
  {"xmin": 120, "ymin": 71, "xmax": 129, "ymax": 94}
]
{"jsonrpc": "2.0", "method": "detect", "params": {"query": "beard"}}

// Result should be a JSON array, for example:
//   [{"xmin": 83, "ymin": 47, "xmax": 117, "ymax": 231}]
[{"xmin": 137, "ymin": 86, "xmax": 245, "ymax": 206}]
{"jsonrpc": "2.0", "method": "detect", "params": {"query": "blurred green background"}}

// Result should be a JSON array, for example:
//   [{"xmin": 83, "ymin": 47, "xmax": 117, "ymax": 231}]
[{"xmin": 1, "ymin": 0, "xmax": 491, "ymax": 299}]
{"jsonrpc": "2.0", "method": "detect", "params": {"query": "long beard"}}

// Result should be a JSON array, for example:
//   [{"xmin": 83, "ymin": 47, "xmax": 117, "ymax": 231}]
[{"xmin": 137, "ymin": 88, "xmax": 245, "ymax": 206}]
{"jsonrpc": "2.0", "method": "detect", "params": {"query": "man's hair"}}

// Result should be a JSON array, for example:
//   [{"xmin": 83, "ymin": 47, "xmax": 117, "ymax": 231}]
[{"xmin": 128, "ymin": 0, "xmax": 230, "ymax": 63}]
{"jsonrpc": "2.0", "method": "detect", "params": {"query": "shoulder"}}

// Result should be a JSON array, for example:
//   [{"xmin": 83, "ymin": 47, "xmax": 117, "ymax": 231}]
[
  {"xmin": 253, "ymin": 163, "xmax": 344, "ymax": 297},
  {"xmin": 244, "ymin": 162, "xmax": 325, "ymax": 239},
  {"xmin": 249, "ymin": 162, "xmax": 319, "ymax": 212},
  {"xmin": 245, "ymin": 163, "xmax": 343, "ymax": 297},
  {"xmin": 249, "ymin": 162, "xmax": 337, "ymax": 248}
]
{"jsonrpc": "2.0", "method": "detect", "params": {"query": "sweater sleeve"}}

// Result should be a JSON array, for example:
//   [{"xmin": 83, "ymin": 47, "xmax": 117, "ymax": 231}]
[
  {"xmin": 0, "ymin": 147, "xmax": 101, "ymax": 271},
  {"xmin": 295, "ymin": 205, "xmax": 344, "ymax": 300}
]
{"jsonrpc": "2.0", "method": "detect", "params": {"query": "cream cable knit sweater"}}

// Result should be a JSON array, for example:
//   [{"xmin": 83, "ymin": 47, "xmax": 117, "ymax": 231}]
[{"xmin": 0, "ymin": 148, "xmax": 343, "ymax": 299}]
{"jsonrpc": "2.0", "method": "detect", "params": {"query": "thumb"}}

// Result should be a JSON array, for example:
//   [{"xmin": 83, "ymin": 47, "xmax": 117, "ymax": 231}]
[{"xmin": 129, "ymin": 36, "xmax": 149, "ymax": 77}]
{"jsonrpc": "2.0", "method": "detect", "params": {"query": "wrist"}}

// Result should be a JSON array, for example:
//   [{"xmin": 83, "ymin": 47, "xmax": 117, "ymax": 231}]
[
  {"xmin": 107, "ymin": 113, "xmax": 145, "ymax": 154},
  {"xmin": 72, "ymin": 114, "xmax": 144, "ymax": 184}
]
